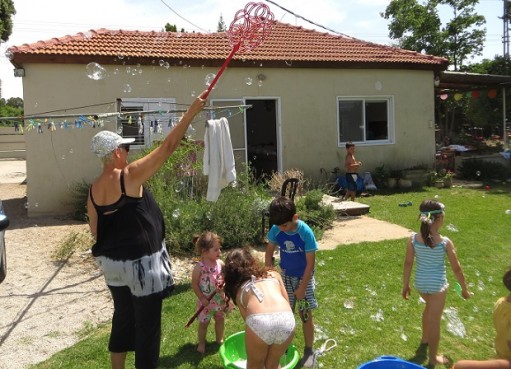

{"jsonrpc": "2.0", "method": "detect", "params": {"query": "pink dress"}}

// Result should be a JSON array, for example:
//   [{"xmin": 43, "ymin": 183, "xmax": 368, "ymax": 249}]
[{"xmin": 197, "ymin": 260, "xmax": 226, "ymax": 323}]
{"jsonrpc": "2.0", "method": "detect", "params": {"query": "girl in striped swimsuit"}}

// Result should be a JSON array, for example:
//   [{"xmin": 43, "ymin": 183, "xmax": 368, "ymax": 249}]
[{"xmin": 402, "ymin": 199, "xmax": 471, "ymax": 367}]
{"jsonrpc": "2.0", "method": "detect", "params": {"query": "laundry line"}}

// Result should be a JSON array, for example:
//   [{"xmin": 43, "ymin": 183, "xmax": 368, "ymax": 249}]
[{"xmin": 0, "ymin": 104, "xmax": 252, "ymax": 122}]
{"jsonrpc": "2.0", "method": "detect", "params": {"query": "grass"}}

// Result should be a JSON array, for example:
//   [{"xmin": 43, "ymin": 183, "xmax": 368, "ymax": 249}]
[{"xmin": 32, "ymin": 184, "xmax": 511, "ymax": 369}]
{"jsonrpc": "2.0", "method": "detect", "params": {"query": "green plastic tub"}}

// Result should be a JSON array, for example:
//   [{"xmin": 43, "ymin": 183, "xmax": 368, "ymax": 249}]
[{"xmin": 219, "ymin": 331, "xmax": 300, "ymax": 369}]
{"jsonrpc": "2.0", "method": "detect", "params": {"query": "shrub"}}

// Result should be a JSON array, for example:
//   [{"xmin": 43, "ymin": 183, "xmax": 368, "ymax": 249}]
[
  {"xmin": 458, "ymin": 158, "xmax": 511, "ymax": 180},
  {"xmin": 267, "ymin": 168, "xmax": 308, "ymax": 195},
  {"xmin": 295, "ymin": 189, "xmax": 335, "ymax": 240},
  {"xmin": 142, "ymin": 143, "xmax": 270, "ymax": 254},
  {"xmin": 69, "ymin": 180, "xmax": 91, "ymax": 221},
  {"xmin": 372, "ymin": 165, "xmax": 389, "ymax": 189}
]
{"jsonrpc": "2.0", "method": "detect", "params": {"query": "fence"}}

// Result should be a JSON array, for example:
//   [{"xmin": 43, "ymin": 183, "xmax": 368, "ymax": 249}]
[{"xmin": 0, "ymin": 127, "xmax": 26, "ymax": 159}]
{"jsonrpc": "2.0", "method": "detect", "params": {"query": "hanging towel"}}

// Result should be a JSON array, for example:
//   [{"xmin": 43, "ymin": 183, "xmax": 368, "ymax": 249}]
[{"xmin": 203, "ymin": 117, "xmax": 237, "ymax": 201}]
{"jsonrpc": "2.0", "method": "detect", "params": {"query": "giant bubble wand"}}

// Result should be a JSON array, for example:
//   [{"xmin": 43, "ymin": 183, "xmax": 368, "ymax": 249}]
[{"xmin": 203, "ymin": 2, "xmax": 274, "ymax": 99}]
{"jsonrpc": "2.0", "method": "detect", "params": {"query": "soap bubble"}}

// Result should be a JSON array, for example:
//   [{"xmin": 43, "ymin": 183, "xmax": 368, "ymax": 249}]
[
  {"xmin": 245, "ymin": 77, "xmax": 253, "ymax": 86},
  {"xmin": 343, "ymin": 299, "xmax": 355, "ymax": 309},
  {"xmin": 205, "ymin": 73, "xmax": 216, "ymax": 87},
  {"xmin": 172, "ymin": 209, "xmax": 180, "ymax": 218},
  {"xmin": 175, "ymin": 181, "xmax": 185, "ymax": 193},
  {"xmin": 86, "ymin": 62, "xmax": 107, "ymax": 80},
  {"xmin": 446, "ymin": 223, "xmax": 459, "ymax": 232},
  {"xmin": 123, "ymin": 84, "xmax": 132, "ymax": 93},
  {"xmin": 370, "ymin": 309, "xmax": 384, "ymax": 322},
  {"xmin": 476, "ymin": 170, "xmax": 481, "ymax": 177}
]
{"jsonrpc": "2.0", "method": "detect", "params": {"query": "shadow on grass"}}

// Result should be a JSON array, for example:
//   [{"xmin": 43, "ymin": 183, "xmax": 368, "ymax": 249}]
[
  {"xmin": 170, "ymin": 281, "xmax": 192, "ymax": 298},
  {"xmin": 407, "ymin": 342, "xmax": 428, "ymax": 365},
  {"xmin": 159, "ymin": 342, "xmax": 223, "ymax": 368},
  {"xmin": 408, "ymin": 344, "xmax": 452, "ymax": 369}
]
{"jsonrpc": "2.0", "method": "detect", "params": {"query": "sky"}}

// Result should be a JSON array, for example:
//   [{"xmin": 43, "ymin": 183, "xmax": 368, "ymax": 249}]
[{"xmin": 0, "ymin": 0, "xmax": 504, "ymax": 99}]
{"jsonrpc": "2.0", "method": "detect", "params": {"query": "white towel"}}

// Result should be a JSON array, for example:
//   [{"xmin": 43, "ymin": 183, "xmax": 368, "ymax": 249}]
[{"xmin": 203, "ymin": 117, "xmax": 236, "ymax": 201}]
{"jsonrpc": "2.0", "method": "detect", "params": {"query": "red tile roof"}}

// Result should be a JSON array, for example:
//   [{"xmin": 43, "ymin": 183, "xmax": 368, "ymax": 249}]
[{"xmin": 8, "ymin": 21, "xmax": 448, "ymax": 70}]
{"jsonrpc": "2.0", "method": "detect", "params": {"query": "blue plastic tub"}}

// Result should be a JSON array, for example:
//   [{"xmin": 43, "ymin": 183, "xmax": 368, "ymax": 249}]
[
  {"xmin": 219, "ymin": 331, "xmax": 300, "ymax": 369},
  {"xmin": 357, "ymin": 356, "xmax": 425, "ymax": 369}
]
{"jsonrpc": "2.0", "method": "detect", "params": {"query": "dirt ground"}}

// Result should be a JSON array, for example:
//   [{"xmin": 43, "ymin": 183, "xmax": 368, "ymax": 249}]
[{"xmin": 0, "ymin": 159, "xmax": 411, "ymax": 368}]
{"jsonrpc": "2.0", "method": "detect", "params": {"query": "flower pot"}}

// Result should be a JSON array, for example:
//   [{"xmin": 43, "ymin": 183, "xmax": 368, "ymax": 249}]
[
  {"xmin": 443, "ymin": 177, "xmax": 452, "ymax": 188},
  {"xmin": 434, "ymin": 180, "xmax": 444, "ymax": 188},
  {"xmin": 387, "ymin": 178, "xmax": 397, "ymax": 189},
  {"xmin": 398, "ymin": 179, "xmax": 413, "ymax": 189}
]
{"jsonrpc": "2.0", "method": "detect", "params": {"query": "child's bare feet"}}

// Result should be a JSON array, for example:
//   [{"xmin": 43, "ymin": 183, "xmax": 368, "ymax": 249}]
[
  {"xmin": 197, "ymin": 343, "xmax": 205, "ymax": 354},
  {"xmin": 429, "ymin": 355, "xmax": 450, "ymax": 366}
]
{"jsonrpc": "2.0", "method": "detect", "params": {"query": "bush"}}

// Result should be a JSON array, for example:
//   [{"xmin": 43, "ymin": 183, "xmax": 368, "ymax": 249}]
[
  {"xmin": 267, "ymin": 168, "xmax": 308, "ymax": 195},
  {"xmin": 458, "ymin": 158, "xmax": 511, "ymax": 180},
  {"xmin": 295, "ymin": 189, "xmax": 335, "ymax": 240},
  {"xmin": 142, "ymin": 142, "xmax": 270, "ymax": 254},
  {"xmin": 69, "ymin": 180, "xmax": 91, "ymax": 221}
]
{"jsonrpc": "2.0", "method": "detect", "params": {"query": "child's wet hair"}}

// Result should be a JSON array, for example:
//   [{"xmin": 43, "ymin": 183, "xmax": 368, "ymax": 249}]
[
  {"xmin": 269, "ymin": 196, "xmax": 296, "ymax": 226},
  {"xmin": 193, "ymin": 231, "xmax": 222, "ymax": 255},
  {"xmin": 418, "ymin": 199, "xmax": 445, "ymax": 248},
  {"xmin": 345, "ymin": 142, "xmax": 355, "ymax": 149},
  {"xmin": 223, "ymin": 247, "xmax": 270, "ymax": 305}
]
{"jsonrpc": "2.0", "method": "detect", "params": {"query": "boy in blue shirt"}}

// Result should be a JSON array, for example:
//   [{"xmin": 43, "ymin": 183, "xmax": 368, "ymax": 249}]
[{"xmin": 265, "ymin": 196, "xmax": 318, "ymax": 368}]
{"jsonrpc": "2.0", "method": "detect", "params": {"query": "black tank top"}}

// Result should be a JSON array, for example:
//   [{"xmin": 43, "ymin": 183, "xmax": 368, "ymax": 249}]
[{"xmin": 90, "ymin": 172, "xmax": 165, "ymax": 261}]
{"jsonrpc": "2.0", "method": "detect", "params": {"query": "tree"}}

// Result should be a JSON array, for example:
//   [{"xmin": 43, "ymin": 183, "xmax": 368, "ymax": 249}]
[
  {"xmin": 381, "ymin": 0, "xmax": 444, "ymax": 55},
  {"xmin": 164, "ymin": 23, "xmax": 177, "ymax": 32},
  {"xmin": 217, "ymin": 15, "xmax": 226, "ymax": 32},
  {"xmin": 442, "ymin": 0, "xmax": 485, "ymax": 70},
  {"xmin": 381, "ymin": 0, "xmax": 486, "ymax": 70},
  {"xmin": 0, "ymin": 0, "xmax": 15, "ymax": 42},
  {"xmin": 463, "ymin": 56, "xmax": 511, "ymax": 138},
  {"xmin": 0, "ymin": 97, "xmax": 23, "ymax": 126},
  {"xmin": 6, "ymin": 97, "xmax": 23, "ymax": 109}
]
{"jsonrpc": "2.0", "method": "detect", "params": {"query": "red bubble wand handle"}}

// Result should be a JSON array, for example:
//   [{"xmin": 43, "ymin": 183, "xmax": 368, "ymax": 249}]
[{"xmin": 203, "ymin": 2, "xmax": 274, "ymax": 99}]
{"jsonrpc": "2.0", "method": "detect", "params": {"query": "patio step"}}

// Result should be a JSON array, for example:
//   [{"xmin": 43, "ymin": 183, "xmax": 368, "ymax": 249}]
[{"xmin": 322, "ymin": 194, "xmax": 370, "ymax": 216}]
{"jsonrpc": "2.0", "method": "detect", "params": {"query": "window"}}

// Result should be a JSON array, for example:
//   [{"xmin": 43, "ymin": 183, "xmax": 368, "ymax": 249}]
[
  {"xmin": 337, "ymin": 96, "xmax": 394, "ymax": 145},
  {"xmin": 119, "ymin": 98, "xmax": 177, "ymax": 147}
]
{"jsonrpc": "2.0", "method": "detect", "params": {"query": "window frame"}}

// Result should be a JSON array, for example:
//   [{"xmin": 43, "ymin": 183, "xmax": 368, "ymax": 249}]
[
  {"xmin": 118, "ymin": 97, "xmax": 177, "ymax": 148},
  {"xmin": 336, "ymin": 95, "xmax": 395, "ymax": 146}
]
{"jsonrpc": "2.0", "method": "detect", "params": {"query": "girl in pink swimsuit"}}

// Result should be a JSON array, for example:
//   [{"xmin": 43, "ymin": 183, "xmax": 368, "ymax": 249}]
[
  {"xmin": 191, "ymin": 231, "xmax": 230, "ymax": 354},
  {"xmin": 224, "ymin": 247, "xmax": 295, "ymax": 369}
]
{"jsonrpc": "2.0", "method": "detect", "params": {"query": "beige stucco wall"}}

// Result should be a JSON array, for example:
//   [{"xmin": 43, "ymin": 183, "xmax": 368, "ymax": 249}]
[{"xmin": 21, "ymin": 62, "xmax": 436, "ymax": 216}]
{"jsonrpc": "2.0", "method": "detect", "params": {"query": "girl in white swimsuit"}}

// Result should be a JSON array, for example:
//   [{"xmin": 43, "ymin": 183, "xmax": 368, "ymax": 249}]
[{"xmin": 224, "ymin": 248, "xmax": 295, "ymax": 369}]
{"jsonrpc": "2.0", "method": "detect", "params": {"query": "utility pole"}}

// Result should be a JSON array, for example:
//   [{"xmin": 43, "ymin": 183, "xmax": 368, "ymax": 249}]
[{"xmin": 505, "ymin": 0, "xmax": 510, "ymax": 58}]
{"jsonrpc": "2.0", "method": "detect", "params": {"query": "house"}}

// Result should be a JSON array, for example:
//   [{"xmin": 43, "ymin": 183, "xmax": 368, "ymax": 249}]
[{"xmin": 8, "ymin": 21, "xmax": 448, "ymax": 216}]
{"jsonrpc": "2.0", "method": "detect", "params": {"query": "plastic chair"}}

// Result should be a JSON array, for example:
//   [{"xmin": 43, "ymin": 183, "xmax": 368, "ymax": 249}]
[
  {"xmin": 261, "ymin": 178, "xmax": 299, "ymax": 240},
  {"xmin": 280, "ymin": 178, "xmax": 299, "ymax": 200}
]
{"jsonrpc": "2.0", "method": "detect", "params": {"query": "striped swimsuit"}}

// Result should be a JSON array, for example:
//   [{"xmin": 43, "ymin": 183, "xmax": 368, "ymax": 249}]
[{"xmin": 412, "ymin": 233, "xmax": 448, "ymax": 294}]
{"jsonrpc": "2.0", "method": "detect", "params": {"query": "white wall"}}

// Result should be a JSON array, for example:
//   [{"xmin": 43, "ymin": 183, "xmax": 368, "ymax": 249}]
[{"xmin": 21, "ymin": 62, "xmax": 436, "ymax": 215}]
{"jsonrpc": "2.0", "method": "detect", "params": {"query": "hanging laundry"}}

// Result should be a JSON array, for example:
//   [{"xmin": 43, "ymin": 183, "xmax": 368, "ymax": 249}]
[{"xmin": 203, "ymin": 117, "xmax": 236, "ymax": 202}]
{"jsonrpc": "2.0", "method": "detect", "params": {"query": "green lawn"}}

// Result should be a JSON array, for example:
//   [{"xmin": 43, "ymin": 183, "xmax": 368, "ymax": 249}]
[{"xmin": 33, "ymin": 184, "xmax": 511, "ymax": 369}]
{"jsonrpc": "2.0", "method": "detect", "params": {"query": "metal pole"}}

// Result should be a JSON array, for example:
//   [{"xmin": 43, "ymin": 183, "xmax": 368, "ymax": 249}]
[
  {"xmin": 505, "ymin": 0, "xmax": 510, "ymax": 58},
  {"xmin": 504, "ymin": 86, "xmax": 508, "ymax": 148}
]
